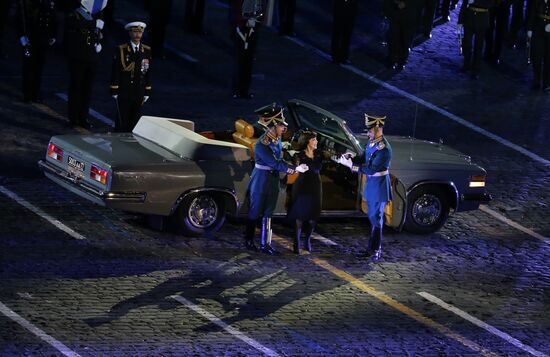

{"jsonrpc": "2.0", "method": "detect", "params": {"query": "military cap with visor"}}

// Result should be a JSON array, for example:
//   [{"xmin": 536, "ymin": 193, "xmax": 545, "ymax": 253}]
[
  {"xmin": 364, "ymin": 113, "xmax": 386, "ymax": 130},
  {"xmin": 125, "ymin": 21, "xmax": 147, "ymax": 32},
  {"xmin": 256, "ymin": 103, "xmax": 288, "ymax": 128}
]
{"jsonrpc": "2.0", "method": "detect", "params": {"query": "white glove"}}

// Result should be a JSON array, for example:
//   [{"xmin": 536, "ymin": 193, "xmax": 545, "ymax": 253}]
[
  {"xmin": 48, "ymin": 38, "xmax": 56, "ymax": 46},
  {"xmin": 281, "ymin": 141, "xmax": 291, "ymax": 150},
  {"xmin": 143, "ymin": 96, "xmax": 149, "ymax": 103},
  {"xmin": 95, "ymin": 43, "xmax": 102, "ymax": 53},
  {"xmin": 112, "ymin": 95, "xmax": 118, "ymax": 99},
  {"xmin": 20, "ymin": 36, "xmax": 30, "ymax": 46},
  {"xmin": 96, "ymin": 19, "xmax": 105, "ymax": 30},
  {"xmin": 295, "ymin": 164, "xmax": 309, "ymax": 173},
  {"xmin": 337, "ymin": 155, "xmax": 353, "ymax": 169},
  {"xmin": 527, "ymin": 31, "xmax": 533, "ymax": 38}
]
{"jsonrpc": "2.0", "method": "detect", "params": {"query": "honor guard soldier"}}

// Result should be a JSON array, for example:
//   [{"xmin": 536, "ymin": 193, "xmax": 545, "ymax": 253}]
[
  {"xmin": 484, "ymin": 0, "xmax": 510, "ymax": 65},
  {"xmin": 110, "ymin": 21, "xmax": 152, "ymax": 132},
  {"xmin": 527, "ymin": 0, "xmax": 550, "ymax": 91},
  {"xmin": 230, "ymin": 0, "xmax": 264, "ymax": 99},
  {"xmin": 337, "ymin": 114, "xmax": 392, "ymax": 261},
  {"xmin": 64, "ymin": 0, "xmax": 107, "ymax": 128},
  {"xmin": 0, "ymin": 0, "xmax": 14, "ymax": 58},
  {"xmin": 278, "ymin": 0, "xmax": 296, "ymax": 36},
  {"xmin": 331, "ymin": 0, "xmax": 358, "ymax": 64},
  {"xmin": 16, "ymin": 0, "xmax": 57, "ymax": 103},
  {"xmin": 383, "ymin": 0, "xmax": 417, "ymax": 70},
  {"xmin": 244, "ymin": 104, "xmax": 309, "ymax": 254},
  {"xmin": 459, "ymin": 0, "xmax": 495, "ymax": 79},
  {"xmin": 183, "ymin": 0, "xmax": 206, "ymax": 35}
]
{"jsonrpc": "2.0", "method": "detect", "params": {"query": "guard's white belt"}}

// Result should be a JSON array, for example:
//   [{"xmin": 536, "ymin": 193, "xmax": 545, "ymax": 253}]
[
  {"xmin": 255, "ymin": 163, "xmax": 273, "ymax": 171},
  {"xmin": 368, "ymin": 170, "xmax": 389, "ymax": 177}
]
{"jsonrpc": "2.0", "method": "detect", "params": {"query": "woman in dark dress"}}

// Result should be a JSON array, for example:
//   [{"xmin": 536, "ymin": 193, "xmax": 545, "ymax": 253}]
[{"xmin": 288, "ymin": 131, "xmax": 324, "ymax": 254}]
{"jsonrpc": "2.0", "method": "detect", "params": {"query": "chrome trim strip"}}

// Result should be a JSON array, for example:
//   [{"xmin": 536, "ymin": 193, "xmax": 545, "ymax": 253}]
[{"xmin": 407, "ymin": 180, "xmax": 460, "ymax": 213}]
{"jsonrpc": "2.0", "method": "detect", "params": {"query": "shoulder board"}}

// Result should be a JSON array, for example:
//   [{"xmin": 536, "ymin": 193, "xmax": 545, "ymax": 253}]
[
  {"xmin": 377, "ymin": 142, "xmax": 385, "ymax": 150},
  {"xmin": 261, "ymin": 135, "xmax": 271, "ymax": 145},
  {"xmin": 142, "ymin": 44, "xmax": 151, "ymax": 50}
]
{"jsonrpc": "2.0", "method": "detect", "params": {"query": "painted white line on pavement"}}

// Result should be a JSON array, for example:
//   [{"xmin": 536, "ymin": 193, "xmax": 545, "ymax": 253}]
[
  {"xmin": 0, "ymin": 186, "xmax": 86, "ymax": 240},
  {"xmin": 55, "ymin": 93, "xmax": 114, "ymax": 127},
  {"xmin": 287, "ymin": 38, "xmax": 550, "ymax": 166},
  {"xmin": 311, "ymin": 232, "xmax": 338, "ymax": 246},
  {"xmin": 417, "ymin": 292, "xmax": 549, "ymax": 357},
  {"xmin": 0, "ymin": 301, "xmax": 82, "ymax": 357},
  {"xmin": 164, "ymin": 44, "xmax": 199, "ymax": 63},
  {"xmin": 171, "ymin": 295, "xmax": 280, "ymax": 357},
  {"xmin": 479, "ymin": 205, "xmax": 549, "ymax": 244}
]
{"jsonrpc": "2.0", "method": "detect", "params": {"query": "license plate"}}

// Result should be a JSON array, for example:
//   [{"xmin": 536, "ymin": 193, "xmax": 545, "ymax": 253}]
[{"xmin": 67, "ymin": 155, "xmax": 85, "ymax": 172}]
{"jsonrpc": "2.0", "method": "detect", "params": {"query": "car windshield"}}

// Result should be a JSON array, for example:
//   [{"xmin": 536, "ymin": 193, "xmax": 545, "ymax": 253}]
[{"xmin": 293, "ymin": 104, "xmax": 361, "ymax": 151}]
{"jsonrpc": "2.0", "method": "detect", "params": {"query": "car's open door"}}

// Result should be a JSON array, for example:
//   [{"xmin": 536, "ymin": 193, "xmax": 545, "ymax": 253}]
[{"xmin": 360, "ymin": 175, "xmax": 407, "ymax": 231}]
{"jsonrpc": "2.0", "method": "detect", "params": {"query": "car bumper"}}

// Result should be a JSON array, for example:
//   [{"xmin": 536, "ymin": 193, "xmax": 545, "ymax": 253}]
[
  {"xmin": 38, "ymin": 160, "xmax": 146, "ymax": 205},
  {"xmin": 458, "ymin": 192, "xmax": 492, "ymax": 211}
]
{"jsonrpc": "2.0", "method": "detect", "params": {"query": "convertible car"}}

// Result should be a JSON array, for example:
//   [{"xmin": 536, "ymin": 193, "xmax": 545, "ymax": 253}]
[{"xmin": 38, "ymin": 100, "xmax": 491, "ymax": 236}]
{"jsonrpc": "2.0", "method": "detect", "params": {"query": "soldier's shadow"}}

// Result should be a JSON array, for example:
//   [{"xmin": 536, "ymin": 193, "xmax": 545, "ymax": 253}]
[{"xmin": 84, "ymin": 262, "xmax": 343, "ymax": 330}]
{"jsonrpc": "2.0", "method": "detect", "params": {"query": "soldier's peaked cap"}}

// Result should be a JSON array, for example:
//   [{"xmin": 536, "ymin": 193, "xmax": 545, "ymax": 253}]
[
  {"xmin": 365, "ymin": 113, "xmax": 386, "ymax": 129},
  {"xmin": 256, "ymin": 103, "xmax": 288, "ymax": 127},
  {"xmin": 125, "ymin": 21, "xmax": 147, "ymax": 31}
]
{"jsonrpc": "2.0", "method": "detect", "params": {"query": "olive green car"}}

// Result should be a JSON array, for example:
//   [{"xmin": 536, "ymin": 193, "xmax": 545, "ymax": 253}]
[{"xmin": 38, "ymin": 100, "xmax": 491, "ymax": 236}]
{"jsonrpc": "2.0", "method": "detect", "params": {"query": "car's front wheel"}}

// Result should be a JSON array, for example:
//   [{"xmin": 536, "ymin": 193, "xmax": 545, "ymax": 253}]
[
  {"xmin": 173, "ymin": 193, "xmax": 226, "ymax": 236},
  {"xmin": 404, "ymin": 185, "xmax": 450, "ymax": 234}
]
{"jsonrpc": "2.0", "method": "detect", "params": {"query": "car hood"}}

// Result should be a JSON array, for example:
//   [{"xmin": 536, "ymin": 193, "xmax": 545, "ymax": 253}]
[
  {"xmin": 356, "ymin": 134, "xmax": 475, "ymax": 167},
  {"xmin": 50, "ymin": 133, "xmax": 183, "ymax": 168}
]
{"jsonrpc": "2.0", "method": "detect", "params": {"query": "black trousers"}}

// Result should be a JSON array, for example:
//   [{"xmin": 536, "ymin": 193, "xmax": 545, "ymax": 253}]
[
  {"xmin": 68, "ymin": 60, "xmax": 96, "ymax": 126},
  {"xmin": 417, "ymin": 0, "xmax": 437, "ymax": 35},
  {"xmin": 278, "ymin": 0, "xmax": 296, "ymax": 35},
  {"xmin": 462, "ymin": 11, "xmax": 490, "ymax": 73},
  {"xmin": 115, "ymin": 95, "xmax": 143, "ymax": 132},
  {"xmin": 22, "ymin": 46, "xmax": 46, "ymax": 101},
  {"xmin": 232, "ymin": 27, "xmax": 258, "ymax": 96},
  {"xmin": 183, "ymin": 0, "xmax": 205, "ymax": 34},
  {"xmin": 509, "ymin": 0, "xmax": 525, "ymax": 41},
  {"xmin": 388, "ymin": 17, "xmax": 415, "ymax": 65},
  {"xmin": 331, "ymin": 8, "xmax": 356, "ymax": 62},
  {"xmin": 531, "ymin": 33, "xmax": 550, "ymax": 86},
  {"xmin": 484, "ymin": 4, "xmax": 509, "ymax": 60}
]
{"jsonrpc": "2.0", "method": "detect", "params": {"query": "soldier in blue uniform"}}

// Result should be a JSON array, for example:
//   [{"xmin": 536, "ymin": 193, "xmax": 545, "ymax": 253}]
[
  {"xmin": 244, "ymin": 104, "xmax": 309, "ymax": 254},
  {"xmin": 337, "ymin": 114, "xmax": 392, "ymax": 261}
]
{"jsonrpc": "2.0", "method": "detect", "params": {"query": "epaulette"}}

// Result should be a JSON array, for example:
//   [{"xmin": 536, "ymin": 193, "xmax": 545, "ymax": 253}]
[
  {"xmin": 142, "ymin": 44, "xmax": 151, "ymax": 50},
  {"xmin": 261, "ymin": 135, "xmax": 271, "ymax": 145},
  {"xmin": 377, "ymin": 142, "xmax": 385, "ymax": 150}
]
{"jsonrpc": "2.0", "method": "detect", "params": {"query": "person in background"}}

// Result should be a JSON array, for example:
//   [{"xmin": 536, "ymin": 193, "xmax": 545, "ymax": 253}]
[
  {"xmin": 145, "ymin": 0, "xmax": 172, "ymax": 59},
  {"xmin": 244, "ymin": 104, "xmax": 308, "ymax": 254},
  {"xmin": 16, "ymin": 0, "xmax": 57, "ymax": 103},
  {"xmin": 383, "ymin": 0, "xmax": 417, "ymax": 70},
  {"xmin": 527, "ymin": 0, "xmax": 550, "ymax": 91},
  {"xmin": 278, "ymin": 0, "xmax": 296, "ymax": 36},
  {"xmin": 331, "ymin": 0, "xmax": 358, "ymax": 64},
  {"xmin": 110, "ymin": 21, "xmax": 152, "ymax": 132},
  {"xmin": 183, "ymin": 0, "xmax": 206, "ymax": 35}
]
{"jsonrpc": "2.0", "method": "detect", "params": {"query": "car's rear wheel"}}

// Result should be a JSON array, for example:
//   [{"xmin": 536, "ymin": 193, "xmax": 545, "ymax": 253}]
[
  {"xmin": 174, "ymin": 193, "xmax": 226, "ymax": 236},
  {"xmin": 404, "ymin": 185, "xmax": 450, "ymax": 234}
]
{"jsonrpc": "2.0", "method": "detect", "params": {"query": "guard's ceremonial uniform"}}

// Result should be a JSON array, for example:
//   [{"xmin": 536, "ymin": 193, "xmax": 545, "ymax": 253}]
[
  {"xmin": 350, "ymin": 114, "xmax": 392, "ymax": 260},
  {"xmin": 527, "ymin": 0, "xmax": 550, "ymax": 90},
  {"xmin": 244, "ymin": 104, "xmax": 300, "ymax": 254},
  {"xmin": 16, "ymin": 0, "xmax": 57, "ymax": 102},
  {"xmin": 64, "ymin": 2, "xmax": 106, "ymax": 128},
  {"xmin": 110, "ymin": 40, "xmax": 152, "ymax": 132},
  {"xmin": 459, "ymin": 0, "xmax": 495, "ymax": 78},
  {"xmin": 484, "ymin": 0, "xmax": 511, "ymax": 65}
]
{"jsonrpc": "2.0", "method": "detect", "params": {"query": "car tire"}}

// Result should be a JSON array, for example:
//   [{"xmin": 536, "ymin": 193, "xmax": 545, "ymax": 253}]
[
  {"xmin": 404, "ymin": 185, "xmax": 450, "ymax": 234},
  {"xmin": 174, "ymin": 193, "xmax": 226, "ymax": 237}
]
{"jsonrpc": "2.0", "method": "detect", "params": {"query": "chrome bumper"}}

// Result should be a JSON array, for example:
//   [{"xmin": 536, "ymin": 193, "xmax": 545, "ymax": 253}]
[{"xmin": 38, "ymin": 160, "xmax": 146, "ymax": 203}]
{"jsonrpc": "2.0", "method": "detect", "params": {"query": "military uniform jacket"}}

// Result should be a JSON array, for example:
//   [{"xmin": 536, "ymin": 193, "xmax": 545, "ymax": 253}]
[
  {"xmin": 64, "ymin": 8, "xmax": 102, "ymax": 62},
  {"xmin": 352, "ymin": 136, "xmax": 393, "ymax": 203},
  {"xmin": 383, "ymin": 0, "xmax": 418, "ymax": 20},
  {"xmin": 110, "ymin": 42, "xmax": 152, "ymax": 99},
  {"xmin": 458, "ymin": 0, "xmax": 496, "ymax": 24},
  {"xmin": 16, "ymin": 0, "xmax": 57, "ymax": 49},
  {"xmin": 248, "ymin": 131, "xmax": 295, "ymax": 195},
  {"xmin": 527, "ymin": 0, "xmax": 550, "ymax": 34}
]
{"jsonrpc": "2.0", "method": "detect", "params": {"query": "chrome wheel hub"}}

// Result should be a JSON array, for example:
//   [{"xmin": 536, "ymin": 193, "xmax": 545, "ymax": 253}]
[
  {"xmin": 188, "ymin": 196, "xmax": 218, "ymax": 228},
  {"xmin": 411, "ymin": 194, "xmax": 442, "ymax": 227}
]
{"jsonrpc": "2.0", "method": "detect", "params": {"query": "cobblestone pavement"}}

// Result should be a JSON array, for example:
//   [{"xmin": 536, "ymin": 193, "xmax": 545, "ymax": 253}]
[{"xmin": 0, "ymin": 0, "xmax": 549, "ymax": 356}]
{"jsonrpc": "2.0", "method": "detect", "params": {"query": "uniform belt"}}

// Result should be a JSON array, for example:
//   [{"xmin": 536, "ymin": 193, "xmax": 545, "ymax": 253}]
[
  {"xmin": 368, "ymin": 170, "xmax": 389, "ymax": 177},
  {"xmin": 255, "ymin": 163, "xmax": 273, "ymax": 171},
  {"xmin": 539, "ymin": 14, "xmax": 550, "ymax": 20},
  {"xmin": 468, "ymin": 6, "xmax": 489, "ymax": 12}
]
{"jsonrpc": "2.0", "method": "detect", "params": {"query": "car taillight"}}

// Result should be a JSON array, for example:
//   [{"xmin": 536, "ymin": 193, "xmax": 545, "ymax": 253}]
[
  {"xmin": 47, "ymin": 143, "xmax": 63, "ymax": 161},
  {"xmin": 90, "ymin": 164, "xmax": 109, "ymax": 185},
  {"xmin": 469, "ymin": 175, "xmax": 486, "ymax": 188}
]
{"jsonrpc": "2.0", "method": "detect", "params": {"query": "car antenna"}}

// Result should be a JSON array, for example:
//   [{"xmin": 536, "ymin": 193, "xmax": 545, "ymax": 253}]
[{"xmin": 409, "ymin": 80, "xmax": 420, "ymax": 162}]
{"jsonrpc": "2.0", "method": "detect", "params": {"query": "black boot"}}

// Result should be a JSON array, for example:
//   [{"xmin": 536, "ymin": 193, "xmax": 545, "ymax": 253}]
[
  {"xmin": 304, "ymin": 220, "xmax": 316, "ymax": 252},
  {"xmin": 260, "ymin": 217, "xmax": 277, "ymax": 255},
  {"xmin": 365, "ymin": 225, "xmax": 376, "ymax": 257},
  {"xmin": 293, "ymin": 220, "xmax": 302, "ymax": 254},
  {"xmin": 244, "ymin": 219, "xmax": 257, "ymax": 251},
  {"xmin": 372, "ymin": 226, "xmax": 383, "ymax": 261}
]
